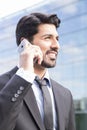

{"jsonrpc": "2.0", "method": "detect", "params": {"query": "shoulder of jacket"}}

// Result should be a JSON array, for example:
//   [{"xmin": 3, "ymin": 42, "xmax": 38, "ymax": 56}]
[
  {"xmin": 0, "ymin": 66, "xmax": 18, "ymax": 89},
  {"xmin": 50, "ymin": 78, "xmax": 72, "ymax": 95}
]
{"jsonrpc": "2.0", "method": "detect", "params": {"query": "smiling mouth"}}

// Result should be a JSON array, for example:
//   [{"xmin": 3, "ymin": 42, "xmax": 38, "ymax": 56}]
[
  {"xmin": 47, "ymin": 51, "xmax": 58, "ymax": 59},
  {"xmin": 49, "ymin": 54, "xmax": 56, "ymax": 60},
  {"xmin": 47, "ymin": 50, "xmax": 58, "ymax": 54}
]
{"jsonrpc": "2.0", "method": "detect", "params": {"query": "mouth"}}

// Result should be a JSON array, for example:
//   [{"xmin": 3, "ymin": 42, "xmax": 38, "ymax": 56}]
[{"xmin": 46, "ymin": 51, "xmax": 58, "ymax": 60}]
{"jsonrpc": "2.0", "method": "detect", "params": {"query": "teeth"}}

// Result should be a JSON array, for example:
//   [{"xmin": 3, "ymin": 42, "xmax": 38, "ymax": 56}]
[{"xmin": 49, "ymin": 53, "xmax": 56, "ymax": 58}]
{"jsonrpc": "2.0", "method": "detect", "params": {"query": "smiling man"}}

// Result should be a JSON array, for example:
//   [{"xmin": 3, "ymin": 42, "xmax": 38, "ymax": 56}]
[{"xmin": 0, "ymin": 12, "xmax": 76, "ymax": 130}]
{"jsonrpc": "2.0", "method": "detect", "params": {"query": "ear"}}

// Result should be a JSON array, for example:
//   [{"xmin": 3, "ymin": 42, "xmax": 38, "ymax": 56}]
[{"xmin": 20, "ymin": 37, "xmax": 25, "ymax": 42}]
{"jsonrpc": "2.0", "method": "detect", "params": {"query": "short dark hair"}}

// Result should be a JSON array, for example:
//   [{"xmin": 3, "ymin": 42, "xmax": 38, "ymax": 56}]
[{"xmin": 16, "ymin": 12, "xmax": 61, "ymax": 46}]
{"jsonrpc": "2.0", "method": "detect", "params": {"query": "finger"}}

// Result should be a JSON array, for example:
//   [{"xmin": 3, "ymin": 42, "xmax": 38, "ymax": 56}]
[{"xmin": 34, "ymin": 50, "xmax": 43, "ymax": 64}]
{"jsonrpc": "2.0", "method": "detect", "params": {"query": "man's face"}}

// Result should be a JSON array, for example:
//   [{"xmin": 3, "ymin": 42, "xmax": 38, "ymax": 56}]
[{"xmin": 32, "ymin": 24, "xmax": 60, "ymax": 68}]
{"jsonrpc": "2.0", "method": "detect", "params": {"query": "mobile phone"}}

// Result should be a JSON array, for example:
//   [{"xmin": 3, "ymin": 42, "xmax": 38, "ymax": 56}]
[{"xmin": 18, "ymin": 38, "xmax": 31, "ymax": 53}]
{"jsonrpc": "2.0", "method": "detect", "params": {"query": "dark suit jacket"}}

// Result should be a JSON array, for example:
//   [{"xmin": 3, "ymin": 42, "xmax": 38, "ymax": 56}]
[{"xmin": 0, "ymin": 66, "xmax": 76, "ymax": 130}]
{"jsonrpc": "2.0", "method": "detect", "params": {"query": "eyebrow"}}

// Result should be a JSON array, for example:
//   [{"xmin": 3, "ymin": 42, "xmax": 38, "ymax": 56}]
[{"xmin": 41, "ymin": 34, "xmax": 59, "ymax": 38}]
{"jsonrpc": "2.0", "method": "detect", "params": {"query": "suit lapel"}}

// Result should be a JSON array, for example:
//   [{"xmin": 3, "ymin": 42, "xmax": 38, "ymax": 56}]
[
  {"xmin": 51, "ymin": 79, "xmax": 65, "ymax": 130},
  {"xmin": 24, "ymin": 86, "xmax": 45, "ymax": 130}
]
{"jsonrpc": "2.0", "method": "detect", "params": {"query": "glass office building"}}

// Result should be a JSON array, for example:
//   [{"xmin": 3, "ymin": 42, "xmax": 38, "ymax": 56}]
[{"xmin": 0, "ymin": 1, "xmax": 87, "ymax": 129}]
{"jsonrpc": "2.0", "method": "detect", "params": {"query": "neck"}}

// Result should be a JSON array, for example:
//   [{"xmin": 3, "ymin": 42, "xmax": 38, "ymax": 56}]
[{"xmin": 34, "ymin": 64, "xmax": 47, "ymax": 79}]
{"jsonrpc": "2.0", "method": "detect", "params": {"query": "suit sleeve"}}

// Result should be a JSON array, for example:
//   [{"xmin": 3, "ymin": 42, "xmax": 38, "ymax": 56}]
[{"xmin": 0, "ymin": 74, "xmax": 32, "ymax": 130}]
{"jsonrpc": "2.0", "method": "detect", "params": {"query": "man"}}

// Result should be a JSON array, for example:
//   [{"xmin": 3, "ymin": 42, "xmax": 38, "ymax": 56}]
[{"xmin": 0, "ymin": 12, "xmax": 76, "ymax": 130}]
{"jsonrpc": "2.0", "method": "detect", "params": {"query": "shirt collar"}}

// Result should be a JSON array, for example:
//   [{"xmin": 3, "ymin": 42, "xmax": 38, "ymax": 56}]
[{"xmin": 42, "ymin": 70, "xmax": 51, "ymax": 87}]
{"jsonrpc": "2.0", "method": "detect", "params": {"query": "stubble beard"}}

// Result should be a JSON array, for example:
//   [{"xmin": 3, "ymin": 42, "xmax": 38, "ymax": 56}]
[{"xmin": 41, "ymin": 56, "xmax": 57, "ymax": 68}]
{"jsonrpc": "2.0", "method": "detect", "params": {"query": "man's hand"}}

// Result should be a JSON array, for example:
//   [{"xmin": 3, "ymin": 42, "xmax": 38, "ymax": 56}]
[{"xmin": 18, "ymin": 39, "xmax": 43, "ymax": 73}]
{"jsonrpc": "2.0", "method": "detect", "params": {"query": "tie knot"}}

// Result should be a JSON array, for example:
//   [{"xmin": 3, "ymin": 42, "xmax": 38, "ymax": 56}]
[{"xmin": 35, "ymin": 76, "xmax": 47, "ymax": 86}]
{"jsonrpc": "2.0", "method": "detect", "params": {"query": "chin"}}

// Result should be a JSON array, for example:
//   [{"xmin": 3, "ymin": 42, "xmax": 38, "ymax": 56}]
[{"xmin": 41, "ymin": 60, "xmax": 56, "ymax": 68}]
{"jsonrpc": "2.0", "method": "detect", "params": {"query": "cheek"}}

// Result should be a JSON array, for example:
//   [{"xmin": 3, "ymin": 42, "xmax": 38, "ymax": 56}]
[
  {"xmin": 40, "ymin": 41, "xmax": 51, "ymax": 50},
  {"xmin": 39, "ymin": 44, "xmax": 47, "ymax": 54},
  {"xmin": 33, "ymin": 39, "xmax": 50, "ymax": 53},
  {"xmin": 40, "ymin": 46, "xmax": 48, "ymax": 56}
]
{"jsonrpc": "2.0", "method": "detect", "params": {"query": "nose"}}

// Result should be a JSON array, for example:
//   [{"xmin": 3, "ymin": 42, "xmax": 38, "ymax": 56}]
[
  {"xmin": 57, "ymin": 41, "xmax": 60, "ymax": 49},
  {"xmin": 51, "ymin": 39, "xmax": 60, "ymax": 50}
]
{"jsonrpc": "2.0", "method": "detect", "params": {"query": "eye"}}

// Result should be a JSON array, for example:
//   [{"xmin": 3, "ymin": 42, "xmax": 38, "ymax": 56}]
[
  {"xmin": 45, "ymin": 36, "xmax": 51, "ymax": 39},
  {"xmin": 56, "ymin": 36, "xmax": 59, "ymax": 41}
]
